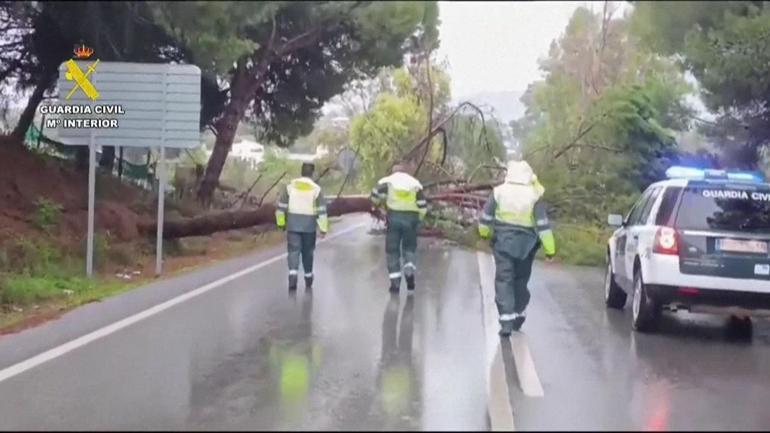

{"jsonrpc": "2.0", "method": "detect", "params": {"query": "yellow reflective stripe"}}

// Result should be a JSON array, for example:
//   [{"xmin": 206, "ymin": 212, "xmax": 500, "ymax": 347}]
[
  {"xmin": 387, "ymin": 187, "xmax": 420, "ymax": 212},
  {"xmin": 478, "ymin": 224, "xmax": 491, "ymax": 238},
  {"xmin": 539, "ymin": 229, "xmax": 556, "ymax": 255},
  {"xmin": 275, "ymin": 210, "xmax": 286, "ymax": 227},
  {"xmin": 495, "ymin": 209, "xmax": 535, "ymax": 227},
  {"xmin": 318, "ymin": 215, "xmax": 329, "ymax": 233},
  {"xmin": 293, "ymin": 180, "xmax": 315, "ymax": 191}
]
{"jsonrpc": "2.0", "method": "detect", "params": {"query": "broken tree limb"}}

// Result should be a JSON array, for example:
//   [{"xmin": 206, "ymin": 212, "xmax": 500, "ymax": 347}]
[
  {"xmin": 394, "ymin": 101, "xmax": 490, "ymax": 173},
  {"xmin": 258, "ymin": 172, "xmax": 286, "ymax": 206},
  {"xmin": 139, "ymin": 196, "xmax": 372, "ymax": 239},
  {"xmin": 235, "ymin": 174, "xmax": 263, "ymax": 209}
]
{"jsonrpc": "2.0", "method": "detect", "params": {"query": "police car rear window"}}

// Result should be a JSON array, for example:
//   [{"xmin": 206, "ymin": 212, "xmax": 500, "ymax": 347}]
[
  {"xmin": 675, "ymin": 184, "xmax": 770, "ymax": 233},
  {"xmin": 655, "ymin": 187, "xmax": 682, "ymax": 226}
]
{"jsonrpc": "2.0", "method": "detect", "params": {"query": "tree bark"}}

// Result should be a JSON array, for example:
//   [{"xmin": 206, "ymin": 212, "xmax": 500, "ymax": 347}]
[
  {"xmin": 197, "ymin": 101, "xmax": 245, "ymax": 205},
  {"xmin": 139, "ymin": 196, "xmax": 372, "ymax": 239},
  {"xmin": 11, "ymin": 72, "xmax": 55, "ymax": 141},
  {"xmin": 196, "ymin": 22, "xmax": 329, "ymax": 205},
  {"xmin": 197, "ymin": 57, "xmax": 268, "ymax": 205}
]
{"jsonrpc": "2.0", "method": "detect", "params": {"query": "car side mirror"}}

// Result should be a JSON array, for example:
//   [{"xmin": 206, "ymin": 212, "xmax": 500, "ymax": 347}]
[{"xmin": 607, "ymin": 214, "xmax": 624, "ymax": 228}]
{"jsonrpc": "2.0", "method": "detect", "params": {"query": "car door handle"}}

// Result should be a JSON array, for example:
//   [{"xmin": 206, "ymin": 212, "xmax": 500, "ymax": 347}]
[{"xmin": 632, "ymin": 234, "xmax": 639, "ymax": 240}]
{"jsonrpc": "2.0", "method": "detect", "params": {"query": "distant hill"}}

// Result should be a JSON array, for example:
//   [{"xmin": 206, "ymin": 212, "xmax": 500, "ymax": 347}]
[{"xmin": 456, "ymin": 90, "xmax": 527, "ymax": 123}]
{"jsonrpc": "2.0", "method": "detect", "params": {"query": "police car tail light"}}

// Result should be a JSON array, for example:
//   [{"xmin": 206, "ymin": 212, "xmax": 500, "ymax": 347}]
[{"xmin": 653, "ymin": 227, "xmax": 680, "ymax": 255}]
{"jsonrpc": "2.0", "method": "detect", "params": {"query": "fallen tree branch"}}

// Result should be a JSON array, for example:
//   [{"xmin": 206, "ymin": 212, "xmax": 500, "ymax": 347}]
[
  {"xmin": 236, "ymin": 174, "xmax": 263, "ymax": 209},
  {"xmin": 258, "ymin": 172, "xmax": 286, "ymax": 206},
  {"xmin": 399, "ymin": 101, "xmax": 490, "ymax": 171}
]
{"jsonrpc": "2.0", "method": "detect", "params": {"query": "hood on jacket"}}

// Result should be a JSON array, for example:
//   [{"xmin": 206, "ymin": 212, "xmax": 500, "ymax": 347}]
[{"xmin": 504, "ymin": 160, "xmax": 535, "ymax": 185}]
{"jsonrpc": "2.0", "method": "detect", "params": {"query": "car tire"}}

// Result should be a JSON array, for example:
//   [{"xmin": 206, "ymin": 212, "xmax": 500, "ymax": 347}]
[
  {"xmin": 631, "ymin": 268, "xmax": 659, "ymax": 332},
  {"xmin": 727, "ymin": 315, "xmax": 753, "ymax": 340},
  {"xmin": 604, "ymin": 257, "xmax": 627, "ymax": 309}
]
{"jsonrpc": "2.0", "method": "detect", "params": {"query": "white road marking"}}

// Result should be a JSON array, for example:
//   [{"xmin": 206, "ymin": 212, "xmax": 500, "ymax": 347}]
[
  {"xmin": 477, "ymin": 251, "xmax": 516, "ymax": 431},
  {"xmin": 509, "ymin": 333, "xmax": 544, "ymax": 397},
  {"xmin": 488, "ymin": 343, "xmax": 516, "ymax": 431},
  {"xmin": 0, "ymin": 223, "xmax": 365, "ymax": 384},
  {"xmin": 477, "ymin": 251, "xmax": 544, "ymax": 400}
]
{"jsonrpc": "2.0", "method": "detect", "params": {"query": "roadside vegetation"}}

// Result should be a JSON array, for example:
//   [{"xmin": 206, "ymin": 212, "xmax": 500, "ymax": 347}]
[{"xmin": 3, "ymin": 1, "xmax": 770, "ymax": 328}]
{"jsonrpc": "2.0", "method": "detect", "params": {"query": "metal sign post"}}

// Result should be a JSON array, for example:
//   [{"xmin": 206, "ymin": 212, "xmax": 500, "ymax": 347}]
[
  {"xmin": 156, "ymin": 145, "xmax": 166, "ymax": 276},
  {"xmin": 86, "ymin": 132, "xmax": 96, "ymax": 276},
  {"xmin": 55, "ymin": 61, "xmax": 201, "ymax": 277}
]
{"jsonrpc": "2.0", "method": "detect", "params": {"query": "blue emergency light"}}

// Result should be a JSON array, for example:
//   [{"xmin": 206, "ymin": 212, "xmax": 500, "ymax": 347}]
[{"xmin": 665, "ymin": 165, "xmax": 766, "ymax": 183}]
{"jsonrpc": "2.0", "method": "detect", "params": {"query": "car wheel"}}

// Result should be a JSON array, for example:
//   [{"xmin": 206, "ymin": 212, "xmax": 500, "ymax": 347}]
[
  {"xmin": 727, "ymin": 315, "xmax": 753, "ymax": 340},
  {"xmin": 631, "ymin": 268, "xmax": 659, "ymax": 332},
  {"xmin": 604, "ymin": 257, "xmax": 627, "ymax": 309}
]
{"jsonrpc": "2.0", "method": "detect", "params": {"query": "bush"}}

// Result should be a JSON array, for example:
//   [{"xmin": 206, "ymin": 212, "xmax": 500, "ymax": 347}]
[
  {"xmin": 541, "ymin": 222, "xmax": 612, "ymax": 267},
  {"xmin": 32, "ymin": 198, "xmax": 63, "ymax": 232},
  {"xmin": 0, "ymin": 238, "xmax": 62, "ymax": 274},
  {"xmin": 107, "ymin": 243, "xmax": 139, "ymax": 267},
  {"xmin": 0, "ymin": 274, "xmax": 96, "ymax": 306}
]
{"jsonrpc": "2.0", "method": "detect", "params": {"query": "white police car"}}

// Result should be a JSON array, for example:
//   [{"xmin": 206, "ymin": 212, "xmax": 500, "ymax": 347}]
[{"xmin": 605, "ymin": 166, "xmax": 770, "ymax": 333}]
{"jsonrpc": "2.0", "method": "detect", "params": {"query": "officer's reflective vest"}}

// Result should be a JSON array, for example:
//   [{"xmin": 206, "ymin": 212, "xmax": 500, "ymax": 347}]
[
  {"xmin": 478, "ymin": 177, "xmax": 556, "ymax": 256},
  {"xmin": 370, "ymin": 172, "xmax": 427, "ymax": 219},
  {"xmin": 275, "ymin": 177, "xmax": 328, "ymax": 233}
]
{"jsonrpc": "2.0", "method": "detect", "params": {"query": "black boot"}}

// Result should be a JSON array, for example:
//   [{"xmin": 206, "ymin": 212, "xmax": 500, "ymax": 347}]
[
  {"xmin": 288, "ymin": 274, "xmax": 298, "ymax": 291},
  {"xmin": 304, "ymin": 276, "xmax": 313, "ymax": 290},
  {"xmin": 406, "ymin": 274, "xmax": 415, "ymax": 291},
  {"xmin": 389, "ymin": 277, "xmax": 400, "ymax": 293},
  {"xmin": 512, "ymin": 312, "xmax": 527, "ymax": 331},
  {"xmin": 499, "ymin": 320, "xmax": 514, "ymax": 337}
]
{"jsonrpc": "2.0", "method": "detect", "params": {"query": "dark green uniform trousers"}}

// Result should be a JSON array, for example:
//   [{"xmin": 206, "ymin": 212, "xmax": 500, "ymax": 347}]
[
  {"xmin": 287, "ymin": 231, "xmax": 317, "ymax": 279},
  {"xmin": 492, "ymin": 228, "xmax": 539, "ymax": 327},
  {"xmin": 385, "ymin": 211, "xmax": 420, "ymax": 287}
]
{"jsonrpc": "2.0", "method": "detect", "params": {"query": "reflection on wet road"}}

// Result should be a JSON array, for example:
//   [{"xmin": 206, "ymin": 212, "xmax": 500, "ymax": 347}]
[
  {"xmin": 3, "ymin": 218, "xmax": 770, "ymax": 430},
  {"xmin": 0, "ymin": 221, "xmax": 487, "ymax": 430},
  {"xmin": 504, "ymin": 261, "xmax": 770, "ymax": 431}
]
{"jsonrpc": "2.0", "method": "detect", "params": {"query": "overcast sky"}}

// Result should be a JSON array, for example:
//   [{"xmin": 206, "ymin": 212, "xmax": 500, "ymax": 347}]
[{"xmin": 436, "ymin": 1, "xmax": 628, "ymax": 99}]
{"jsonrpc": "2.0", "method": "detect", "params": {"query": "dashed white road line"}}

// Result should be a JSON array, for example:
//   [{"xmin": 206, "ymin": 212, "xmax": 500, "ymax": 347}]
[{"xmin": 0, "ymin": 223, "xmax": 365, "ymax": 384}]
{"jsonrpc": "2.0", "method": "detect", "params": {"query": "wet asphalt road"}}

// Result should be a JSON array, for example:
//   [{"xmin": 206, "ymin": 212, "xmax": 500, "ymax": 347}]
[
  {"xmin": 2, "ymin": 215, "xmax": 770, "ymax": 430},
  {"xmin": 0, "ymin": 217, "xmax": 488, "ymax": 430},
  {"xmin": 507, "ymin": 261, "xmax": 770, "ymax": 431}
]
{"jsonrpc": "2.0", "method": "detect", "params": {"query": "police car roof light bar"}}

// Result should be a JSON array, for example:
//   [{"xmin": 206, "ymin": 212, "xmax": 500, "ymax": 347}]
[{"xmin": 665, "ymin": 165, "xmax": 766, "ymax": 183}]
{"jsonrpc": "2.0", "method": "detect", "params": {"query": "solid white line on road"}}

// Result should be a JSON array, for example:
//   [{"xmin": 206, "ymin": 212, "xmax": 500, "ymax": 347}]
[
  {"xmin": 477, "ymin": 251, "xmax": 545, "ymax": 399},
  {"xmin": 477, "ymin": 251, "xmax": 516, "ymax": 431},
  {"xmin": 488, "ymin": 343, "xmax": 516, "ymax": 431},
  {"xmin": 0, "ymin": 223, "xmax": 365, "ymax": 384},
  {"xmin": 509, "ymin": 333, "xmax": 544, "ymax": 397}
]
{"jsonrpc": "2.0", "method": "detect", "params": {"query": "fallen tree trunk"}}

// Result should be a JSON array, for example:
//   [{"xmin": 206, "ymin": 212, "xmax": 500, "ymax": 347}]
[
  {"xmin": 139, "ymin": 196, "xmax": 372, "ymax": 239},
  {"xmin": 138, "ymin": 182, "xmax": 497, "ymax": 240}
]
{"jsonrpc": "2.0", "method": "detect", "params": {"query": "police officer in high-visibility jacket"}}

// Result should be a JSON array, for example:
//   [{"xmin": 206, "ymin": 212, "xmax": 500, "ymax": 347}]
[
  {"xmin": 371, "ymin": 164, "xmax": 428, "ymax": 293},
  {"xmin": 478, "ymin": 160, "xmax": 556, "ymax": 336},
  {"xmin": 275, "ymin": 163, "xmax": 329, "ymax": 291}
]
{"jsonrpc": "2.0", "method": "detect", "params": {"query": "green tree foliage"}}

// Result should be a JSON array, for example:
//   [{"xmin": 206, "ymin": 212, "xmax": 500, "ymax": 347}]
[
  {"xmin": 513, "ymin": 5, "xmax": 692, "ymax": 222},
  {"xmin": 0, "ymin": 1, "xmax": 194, "ymax": 170},
  {"xmin": 149, "ymin": 1, "xmax": 440, "ymax": 202},
  {"xmin": 351, "ymin": 92, "xmax": 427, "ymax": 187},
  {"xmin": 350, "ymin": 58, "xmax": 504, "ymax": 188},
  {"xmin": 444, "ymin": 114, "xmax": 506, "ymax": 181},
  {"xmin": 631, "ymin": 1, "xmax": 770, "ymax": 168}
]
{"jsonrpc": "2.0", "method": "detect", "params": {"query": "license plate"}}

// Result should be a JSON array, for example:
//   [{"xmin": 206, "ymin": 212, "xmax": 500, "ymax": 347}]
[
  {"xmin": 718, "ymin": 238, "xmax": 769, "ymax": 254},
  {"xmin": 756, "ymin": 264, "xmax": 770, "ymax": 276}
]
